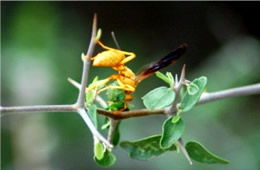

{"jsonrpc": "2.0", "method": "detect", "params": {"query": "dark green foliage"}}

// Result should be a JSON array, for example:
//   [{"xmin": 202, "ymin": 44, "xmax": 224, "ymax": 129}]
[
  {"xmin": 160, "ymin": 117, "xmax": 185, "ymax": 149},
  {"xmin": 186, "ymin": 141, "xmax": 229, "ymax": 164},
  {"xmin": 120, "ymin": 135, "xmax": 176, "ymax": 160}
]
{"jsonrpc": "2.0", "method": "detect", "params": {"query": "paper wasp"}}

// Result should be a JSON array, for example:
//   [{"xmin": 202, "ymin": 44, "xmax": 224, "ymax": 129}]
[{"xmin": 85, "ymin": 37, "xmax": 187, "ymax": 113}]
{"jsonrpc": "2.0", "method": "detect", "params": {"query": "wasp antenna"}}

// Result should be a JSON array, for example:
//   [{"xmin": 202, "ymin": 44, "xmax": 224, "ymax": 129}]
[{"xmin": 111, "ymin": 31, "xmax": 121, "ymax": 50}]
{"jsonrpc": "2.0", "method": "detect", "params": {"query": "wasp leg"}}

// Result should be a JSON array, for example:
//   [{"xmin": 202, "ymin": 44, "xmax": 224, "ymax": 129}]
[
  {"xmin": 116, "ymin": 79, "xmax": 135, "ymax": 92},
  {"xmin": 85, "ymin": 74, "xmax": 119, "ymax": 92},
  {"xmin": 94, "ymin": 38, "xmax": 117, "ymax": 51},
  {"xmin": 94, "ymin": 38, "xmax": 136, "ymax": 64},
  {"xmin": 82, "ymin": 53, "xmax": 89, "ymax": 60},
  {"xmin": 119, "ymin": 52, "xmax": 136, "ymax": 64},
  {"xmin": 97, "ymin": 85, "xmax": 124, "ymax": 94},
  {"xmin": 82, "ymin": 53, "xmax": 97, "ymax": 61},
  {"xmin": 113, "ymin": 107, "xmax": 127, "ymax": 114}
]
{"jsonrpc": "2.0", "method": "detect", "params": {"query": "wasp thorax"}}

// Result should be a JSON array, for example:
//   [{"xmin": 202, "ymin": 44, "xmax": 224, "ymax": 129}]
[{"xmin": 93, "ymin": 50, "xmax": 125, "ymax": 67}]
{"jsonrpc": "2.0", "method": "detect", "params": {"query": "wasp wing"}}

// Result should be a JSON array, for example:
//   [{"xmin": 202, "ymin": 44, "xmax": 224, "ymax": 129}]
[{"xmin": 135, "ymin": 43, "xmax": 188, "ymax": 84}]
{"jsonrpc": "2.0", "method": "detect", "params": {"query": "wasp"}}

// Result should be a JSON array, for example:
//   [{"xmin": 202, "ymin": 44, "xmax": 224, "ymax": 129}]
[{"xmin": 85, "ymin": 38, "xmax": 188, "ymax": 113}]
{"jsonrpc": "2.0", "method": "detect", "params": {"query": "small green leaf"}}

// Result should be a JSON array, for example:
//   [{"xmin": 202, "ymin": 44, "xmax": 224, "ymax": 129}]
[
  {"xmin": 92, "ymin": 76, "xmax": 99, "ymax": 84},
  {"xmin": 85, "ymin": 90, "xmax": 95, "ymax": 107},
  {"xmin": 106, "ymin": 101, "xmax": 125, "ymax": 111},
  {"xmin": 186, "ymin": 141, "xmax": 229, "ymax": 164},
  {"xmin": 180, "ymin": 77, "xmax": 207, "ymax": 112},
  {"xmin": 172, "ymin": 115, "xmax": 180, "ymax": 123},
  {"xmin": 85, "ymin": 76, "xmax": 99, "ymax": 107},
  {"xmin": 94, "ymin": 141, "xmax": 104, "ymax": 160},
  {"xmin": 187, "ymin": 83, "xmax": 199, "ymax": 95},
  {"xmin": 94, "ymin": 149, "xmax": 116, "ymax": 167},
  {"xmin": 106, "ymin": 82, "xmax": 125, "ymax": 102},
  {"xmin": 160, "ymin": 117, "xmax": 185, "ymax": 149},
  {"xmin": 96, "ymin": 28, "xmax": 102, "ymax": 40},
  {"xmin": 142, "ymin": 86, "xmax": 175, "ymax": 110},
  {"xmin": 87, "ymin": 104, "xmax": 98, "ymax": 127},
  {"xmin": 166, "ymin": 72, "xmax": 174, "ymax": 87},
  {"xmin": 155, "ymin": 72, "xmax": 172, "ymax": 86},
  {"xmin": 120, "ymin": 135, "xmax": 176, "ymax": 161}
]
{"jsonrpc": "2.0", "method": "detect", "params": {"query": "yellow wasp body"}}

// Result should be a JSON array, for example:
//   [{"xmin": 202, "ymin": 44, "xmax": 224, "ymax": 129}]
[
  {"xmin": 85, "ymin": 38, "xmax": 188, "ymax": 113},
  {"xmin": 86, "ymin": 39, "xmax": 137, "ymax": 104}
]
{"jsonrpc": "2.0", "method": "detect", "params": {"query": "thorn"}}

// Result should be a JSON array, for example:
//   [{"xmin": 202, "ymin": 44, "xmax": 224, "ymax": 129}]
[
  {"xmin": 180, "ymin": 64, "xmax": 186, "ymax": 85},
  {"xmin": 177, "ymin": 139, "xmax": 193, "ymax": 165},
  {"xmin": 92, "ymin": 13, "xmax": 98, "ymax": 38},
  {"xmin": 175, "ymin": 74, "xmax": 179, "ymax": 88},
  {"xmin": 68, "ymin": 77, "xmax": 81, "ymax": 90}
]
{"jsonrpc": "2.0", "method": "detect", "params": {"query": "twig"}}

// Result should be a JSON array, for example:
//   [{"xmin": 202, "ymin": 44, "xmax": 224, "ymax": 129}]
[
  {"xmin": 68, "ymin": 77, "xmax": 81, "ymax": 89},
  {"xmin": 198, "ymin": 83, "xmax": 260, "ymax": 104},
  {"xmin": 97, "ymin": 108, "xmax": 165, "ymax": 120},
  {"xmin": 96, "ymin": 82, "xmax": 260, "ymax": 120},
  {"xmin": 76, "ymin": 14, "xmax": 98, "ymax": 107},
  {"xmin": 2, "ymin": 83, "xmax": 260, "ymax": 120},
  {"xmin": 77, "ymin": 108, "xmax": 113, "ymax": 148},
  {"xmin": 68, "ymin": 77, "xmax": 108, "ymax": 109},
  {"xmin": 107, "ymin": 119, "xmax": 119, "ymax": 143},
  {"xmin": 96, "ymin": 96, "xmax": 108, "ymax": 108},
  {"xmin": 0, "ymin": 105, "xmax": 76, "ymax": 116},
  {"xmin": 66, "ymin": 77, "xmax": 260, "ymax": 120}
]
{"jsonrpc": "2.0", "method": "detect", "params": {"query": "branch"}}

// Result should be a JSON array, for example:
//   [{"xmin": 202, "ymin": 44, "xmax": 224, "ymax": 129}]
[
  {"xmin": 1, "ymin": 14, "xmax": 113, "ymax": 148},
  {"xmin": 76, "ymin": 14, "xmax": 97, "ymax": 107},
  {"xmin": 77, "ymin": 108, "xmax": 113, "ymax": 148},
  {"xmin": 0, "ymin": 105, "xmax": 76, "ymax": 116},
  {"xmin": 95, "ymin": 83, "xmax": 260, "ymax": 120},
  {"xmin": 107, "ymin": 119, "xmax": 119, "ymax": 143},
  {"xmin": 198, "ymin": 83, "xmax": 260, "ymax": 104},
  {"xmin": 97, "ymin": 108, "xmax": 165, "ymax": 120}
]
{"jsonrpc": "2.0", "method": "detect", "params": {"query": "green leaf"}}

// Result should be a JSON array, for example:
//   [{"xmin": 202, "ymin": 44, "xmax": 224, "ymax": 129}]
[
  {"xmin": 106, "ymin": 101, "xmax": 125, "ymax": 111},
  {"xmin": 180, "ymin": 77, "xmax": 207, "ymax": 112},
  {"xmin": 160, "ymin": 117, "xmax": 185, "ymax": 149},
  {"xmin": 87, "ymin": 104, "xmax": 98, "ymax": 127},
  {"xmin": 166, "ymin": 72, "xmax": 174, "ymax": 87},
  {"xmin": 94, "ymin": 149, "xmax": 116, "ymax": 167},
  {"xmin": 155, "ymin": 72, "xmax": 172, "ymax": 86},
  {"xmin": 94, "ymin": 141, "xmax": 104, "ymax": 160},
  {"xmin": 172, "ymin": 115, "xmax": 180, "ymax": 123},
  {"xmin": 186, "ymin": 141, "xmax": 229, "ymax": 164},
  {"xmin": 106, "ymin": 82, "xmax": 125, "ymax": 102},
  {"xmin": 142, "ymin": 86, "xmax": 175, "ymax": 110},
  {"xmin": 187, "ymin": 83, "xmax": 199, "ymax": 95},
  {"xmin": 85, "ymin": 90, "xmax": 95, "ymax": 107},
  {"xmin": 120, "ymin": 135, "xmax": 176, "ymax": 161},
  {"xmin": 85, "ymin": 76, "xmax": 99, "ymax": 107}
]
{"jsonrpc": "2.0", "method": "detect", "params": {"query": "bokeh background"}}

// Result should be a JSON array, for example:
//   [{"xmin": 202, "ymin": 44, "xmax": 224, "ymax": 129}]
[{"xmin": 1, "ymin": 2, "xmax": 260, "ymax": 170}]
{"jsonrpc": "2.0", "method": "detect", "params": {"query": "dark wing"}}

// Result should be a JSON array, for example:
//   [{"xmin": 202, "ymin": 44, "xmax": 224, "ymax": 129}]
[{"xmin": 135, "ymin": 43, "xmax": 188, "ymax": 83}]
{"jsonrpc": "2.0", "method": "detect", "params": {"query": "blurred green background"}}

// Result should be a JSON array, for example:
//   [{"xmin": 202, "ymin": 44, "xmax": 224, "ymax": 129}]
[{"xmin": 1, "ymin": 2, "xmax": 260, "ymax": 170}]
